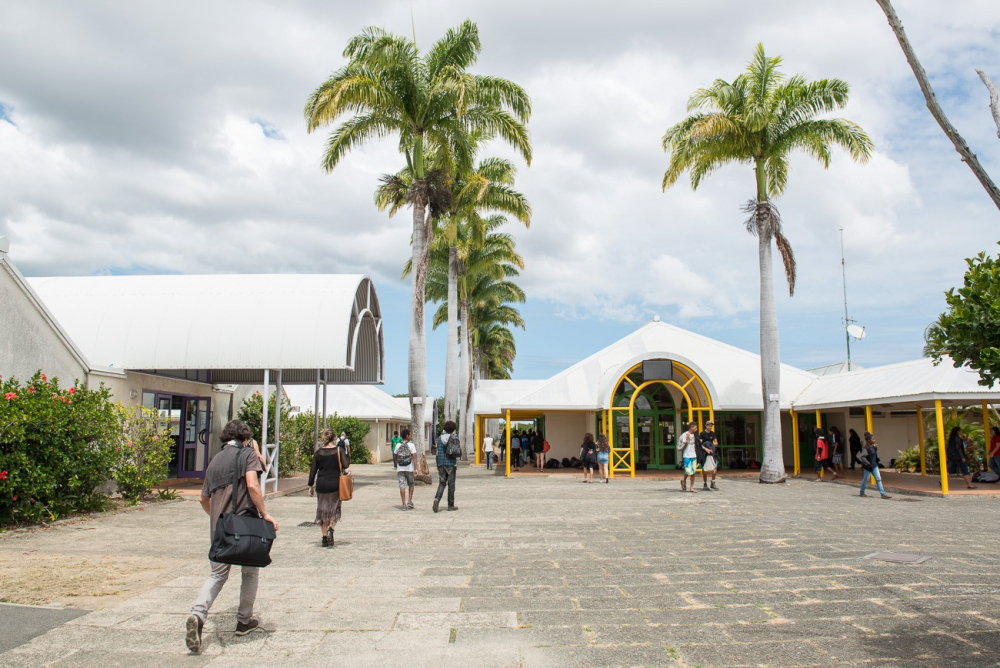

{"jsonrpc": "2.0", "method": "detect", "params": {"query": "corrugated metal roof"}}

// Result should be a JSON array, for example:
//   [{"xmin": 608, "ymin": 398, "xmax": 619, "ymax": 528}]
[
  {"xmin": 496, "ymin": 321, "xmax": 816, "ymax": 412},
  {"xmin": 27, "ymin": 273, "xmax": 384, "ymax": 384},
  {"xmin": 790, "ymin": 357, "xmax": 1000, "ymax": 409},
  {"xmin": 283, "ymin": 384, "xmax": 409, "ymax": 420}
]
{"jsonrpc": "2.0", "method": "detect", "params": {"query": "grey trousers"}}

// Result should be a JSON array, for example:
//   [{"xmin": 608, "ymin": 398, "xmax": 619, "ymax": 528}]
[
  {"xmin": 191, "ymin": 560, "xmax": 259, "ymax": 624},
  {"xmin": 435, "ymin": 465, "xmax": 456, "ymax": 507}
]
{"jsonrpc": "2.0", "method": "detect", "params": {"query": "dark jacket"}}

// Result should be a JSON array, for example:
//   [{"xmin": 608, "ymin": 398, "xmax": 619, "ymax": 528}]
[
  {"xmin": 309, "ymin": 445, "xmax": 348, "ymax": 494},
  {"xmin": 947, "ymin": 435, "xmax": 966, "ymax": 462},
  {"xmin": 861, "ymin": 443, "xmax": 879, "ymax": 471},
  {"xmin": 849, "ymin": 433, "xmax": 862, "ymax": 453}
]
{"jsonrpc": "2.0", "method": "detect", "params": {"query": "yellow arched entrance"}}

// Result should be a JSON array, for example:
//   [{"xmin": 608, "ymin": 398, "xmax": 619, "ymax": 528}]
[{"xmin": 601, "ymin": 360, "xmax": 714, "ymax": 478}]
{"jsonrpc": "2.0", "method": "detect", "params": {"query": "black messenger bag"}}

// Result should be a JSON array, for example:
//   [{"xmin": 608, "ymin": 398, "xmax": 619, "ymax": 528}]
[{"xmin": 209, "ymin": 447, "xmax": 276, "ymax": 567}]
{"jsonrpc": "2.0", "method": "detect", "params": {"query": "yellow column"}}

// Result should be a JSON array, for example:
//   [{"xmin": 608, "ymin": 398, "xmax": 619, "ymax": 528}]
[
  {"xmin": 505, "ymin": 410, "xmax": 512, "ymax": 478},
  {"xmin": 815, "ymin": 410, "xmax": 822, "ymax": 477},
  {"xmin": 475, "ymin": 415, "xmax": 482, "ymax": 466},
  {"xmin": 865, "ymin": 406, "xmax": 873, "ymax": 434},
  {"xmin": 791, "ymin": 409, "xmax": 800, "ymax": 476},
  {"xmin": 916, "ymin": 405, "xmax": 926, "ymax": 476},
  {"xmin": 628, "ymin": 404, "xmax": 636, "ymax": 478},
  {"xmin": 983, "ymin": 401, "xmax": 991, "ymax": 470},
  {"xmin": 935, "ymin": 400, "xmax": 949, "ymax": 495}
]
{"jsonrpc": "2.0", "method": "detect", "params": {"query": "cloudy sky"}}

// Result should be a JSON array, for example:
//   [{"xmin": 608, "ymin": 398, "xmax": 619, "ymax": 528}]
[{"xmin": 2, "ymin": 0, "xmax": 999, "ymax": 395}]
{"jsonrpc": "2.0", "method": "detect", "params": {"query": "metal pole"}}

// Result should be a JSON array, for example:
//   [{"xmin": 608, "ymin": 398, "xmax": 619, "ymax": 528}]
[
  {"xmin": 322, "ymin": 370, "xmax": 328, "ymax": 429},
  {"xmin": 261, "ymin": 368, "xmax": 269, "ymax": 459},
  {"xmin": 916, "ymin": 404, "xmax": 926, "ymax": 476},
  {"xmin": 840, "ymin": 228, "xmax": 852, "ymax": 371},
  {"xmin": 273, "ymin": 369, "xmax": 283, "ymax": 493},
  {"xmin": 314, "ymin": 369, "xmax": 321, "ymax": 453}
]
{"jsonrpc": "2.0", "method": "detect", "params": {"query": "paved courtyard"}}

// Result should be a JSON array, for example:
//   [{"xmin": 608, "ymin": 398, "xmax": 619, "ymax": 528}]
[{"xmin": 1, "ymin": 464, "xmax": 999, "ymax": 666}]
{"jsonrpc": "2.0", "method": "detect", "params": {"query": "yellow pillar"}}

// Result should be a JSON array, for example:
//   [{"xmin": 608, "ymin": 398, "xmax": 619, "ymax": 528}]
[
  {"xmin": 791, "ymin": 409, "xmax": 800, "ymax": 476},
  {"xmin": 475, "ymin": 415, "xmax": 482, "ymax": 466},
  {"xmin": 983, "ymin": 401, "xmax": 991, "ymax": 471},
  {"xmin": 505, "ymin": 410, "xmax": 512, "ymax": 478},
  {"xmin": 698, "ymin": 411, "xmax": 703, "ymax": 431},
  {"xmin": 935, "ymin": 400, "xmax": 949, "ymax": 495},
  {"xmin": 916, "ymin": 405, "xmax": 926, "ymax": 476},
  {"xmin": 815, "ymin": 410, "xmax": 822, "ymax": 477},
  {"xmin": 865, "ymin": 405, "xmax": 873, "ymax": 434},
  {"xmin": 628, "ymin": 404, "xmax": 636, "ymax": 478}
]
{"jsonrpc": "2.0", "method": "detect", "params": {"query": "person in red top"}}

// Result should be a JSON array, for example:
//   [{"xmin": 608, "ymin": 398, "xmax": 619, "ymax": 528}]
[
  {"xmin": 989, "ymin": 426, "xmax": 1000, "ymax": 477},
  {"xmin": 813, "ymin": 428, "xmax": 840, "ymax": 481}
]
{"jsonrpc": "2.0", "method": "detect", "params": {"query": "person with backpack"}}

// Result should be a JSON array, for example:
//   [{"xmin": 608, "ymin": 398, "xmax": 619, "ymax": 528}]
[
  {"xmin": 394, "ymin": 428, "xmax": 418, "ymax": 510},
  {"xmin": 946, "ymin": 426, "xmax": 978, "ymax": 489},
  {"xmin": 579, "ymin": 433, "xmax": 598, "ymax": 483},
  {"xmin": 308, "ymin": 428, "xmax": 349, "ymax": 547},
  {"xmin": 698, "ymin": 421, "xmax": 719, "ymax": 491},
  {"xmin": 813, "ymin": 428, "xmax": 840, "ymax": 481},
  {"xmin": 678, "ymin": 422, "xmax": 699, "ymax": 492},
  {"xmin": 482, "ymin": 432, "xmax": 494, "ymax": 470},
  {"xmin": 596, "ymin": 433, "xmax": 611, "ymax": 483},
  {"xmin": 848, "ymin": 428, "xmax": 862, "ymax": 470},
  {"xmin": 433, "ymin": 420, "xmax": 461, "ymax": 512},
  {"xmin": 858, "ymin": 431, "xmax": 891, "ymax": 499},
  {"xmin": 390, "ymin": 430, "xmax": 402, "ymax": 470},
  {"xmin": 186, "ymin": 420, "xmax": 277, "ymax": 653}
]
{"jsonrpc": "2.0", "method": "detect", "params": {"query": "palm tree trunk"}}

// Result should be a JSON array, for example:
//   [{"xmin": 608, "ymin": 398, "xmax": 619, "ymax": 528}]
[
  {"xmin": 445, "ymin": 246, "xmax": 460, "ymax": 423},
  {"xmin": 409, "ymin": 190, "xmax": 431, "ymax": 481},
  {"xmin": 458, "ymin": 298, "xmax": 470, "ymax": 460},
  {"xmin": 461, "ymin": 300, "xmax": 475, "ymax": 459},
  {"xmin": 755, "ymin": 161, "xmax": 786, "ymax": 484}
]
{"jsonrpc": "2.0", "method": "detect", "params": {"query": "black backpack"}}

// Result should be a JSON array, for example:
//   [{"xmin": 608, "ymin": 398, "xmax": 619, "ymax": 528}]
[{"xmin": 443, "ymin": 435, "xmax": 462, "ymax": 458}]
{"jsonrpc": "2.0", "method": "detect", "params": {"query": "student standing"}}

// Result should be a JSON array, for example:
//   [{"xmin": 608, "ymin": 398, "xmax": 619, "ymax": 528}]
[
  {"xmin": 390, "ymin": 430, "xmax": 402, "ymax": 469},
  {"xmin": 946, "ymin": 427, "xmax": 978, "ymax": 489},
  {"xmin": 989, "ymin": 427, "xmax": 1000, "ymax": 477},
  {"xmin": 394, "ymin": 428, "xmax": 418, "ymax": 510},
  {"xmin": 813, "ymin": 428, "xmax": 839, "ymax": 481},
  {"xmin": 510, "ymin": 430, "xmax": 521, "ymax": 471},
  {"xmin": 596, "ymin": 434, "xmax": 611, "ymax": 483},
  {"xmin": 859, "ymin": 432, "xmax": 892, "ymax": 499},
  {"xmin": 533, "ymin": 430, "xmax": 545, "ymax": 471},
  {"xmin": 829, "ymin": 426, "xmax": 845, "ymax": 474},
  {"xmin": 308, "ymin": 428, "xmax": 348, "ymax": 547},
  {"xmin": 433, "ymin": 420, "xmax": 459, "ymax": 512},
  {"xmin": 186, "ymin": 420, "xmax": 277, "ymax": 653},
  {"xmin": 483, "ymin": 433, "xmax": 495, "ymax": 470},
  {"xmin": 698, "ymin": 421, "xmax": 719, "ymax": 491},
  {"xmin": 848, "ymin": 428, "xmax": 862, "ymax": 469},
  {"xmin": 678, "ymin": 422, "xmax": 699, "ymax": 493},
  {"xmin": 580, "ymin": 433, "xmax": 598, "ymax": 483}
]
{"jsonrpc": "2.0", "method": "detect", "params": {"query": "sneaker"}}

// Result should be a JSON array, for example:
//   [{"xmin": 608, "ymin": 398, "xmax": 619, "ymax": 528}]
[
  {"xmin": 432, "ymin": 498, "xmax": 440, "ymax": 513},
  {"xmin": 605, "ymin": 478, "xmax": 609, "ymax": 484},
  {"xmin": 702, "ymin": 484, "xmax": 709, "ymax": 491},
  {"xmin": 400, "ymin": 505, "xmax": 408, "ymax": 511},
  {"xmin": 710, "ymin": 482, "xmax": 718, "ymax": 490},
  {"xmin": 447, "ymin": 506, "xmax": 459, "ymax": 511},
  {"xmin": 185, "ymin": 614, "xmax": 203, "ymax": 653},
  {"xmin": 859, "ymin": 493, "xmax": 867, "ymax": 497},
  {"xmin": 235, "ymin": 618, "xmax": 260, "ymax": 636},
  {"xmin": 406, "ymin": 501, "xmax": 414, "ymax": 509},
  {"xmin": 881, "ymin": 494, "xmax": 892, "ymax": 499}
]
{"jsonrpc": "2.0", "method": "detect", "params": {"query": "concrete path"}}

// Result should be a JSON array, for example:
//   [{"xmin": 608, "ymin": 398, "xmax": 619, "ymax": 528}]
[
  {"xmin": 0, "ymin": 604, "xmax": 87, "ymax": 654},
  {"xmin": 1, "ymin": 464, "xmax": 999, "ymax": 666}
]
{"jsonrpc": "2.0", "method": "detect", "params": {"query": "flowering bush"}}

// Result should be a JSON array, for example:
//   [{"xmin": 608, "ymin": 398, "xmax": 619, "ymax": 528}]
[
  {"xmin": 113, "ymin": 406, "xmax": 174, "ymax": 504},
  {"xmin": 0, "ymin": 372, "xmax": 121, "ymax": 525}
]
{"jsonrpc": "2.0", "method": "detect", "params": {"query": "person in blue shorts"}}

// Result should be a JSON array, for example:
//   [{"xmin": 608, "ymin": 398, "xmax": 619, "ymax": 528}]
[{"xmin": 678, "ymin": 422, "xmax": 699, "ymax": 493}]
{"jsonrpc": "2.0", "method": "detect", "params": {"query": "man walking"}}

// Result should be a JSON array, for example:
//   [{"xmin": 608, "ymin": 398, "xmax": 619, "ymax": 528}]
[
  {"xmin": 433, "ymin": 420, "xmax": 459, "ymax": 512},
  {"xmin": 698, "ymin": 420, "xmax": 719, "ymax": 491},
  {"xmin": 391, "ymin": 430, "xmax": 402, "ymax": 469},
  {"xmin": 186, "ymin": 420, "xmax": 278, "ymax": 653},
  {"xmin": 482, "ymin": 432, "xmax": 494, "ymax": 470},
  {"xmin": 394, "ymin": 428, "xmax": 417, "ymax": 510},
  {"xmin": 678, "ymin": 422, "xmax": 699, "ymax": 493}
]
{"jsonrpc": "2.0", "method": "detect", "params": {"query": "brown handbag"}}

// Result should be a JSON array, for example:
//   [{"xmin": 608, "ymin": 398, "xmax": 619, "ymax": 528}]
[{"xmin": 339, "ymin": 472, "xmax": 354, "ymax": 501}]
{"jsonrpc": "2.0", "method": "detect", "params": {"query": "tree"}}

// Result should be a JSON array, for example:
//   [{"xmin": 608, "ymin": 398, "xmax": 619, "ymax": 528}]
[
  {"xmin": 305, "ymin": 21, "xmax": 531, "ymax": 467},
  {"xmin": 874, "ymin": 0, "xmax": 1000, "ymax": 211},
  {"xmin": 662, "ymin": 44, "xmax": 873, "ymax": 483},
  {"xmin": 925, "ymin": 245, "xmax": 1000, "ymax": 387}
]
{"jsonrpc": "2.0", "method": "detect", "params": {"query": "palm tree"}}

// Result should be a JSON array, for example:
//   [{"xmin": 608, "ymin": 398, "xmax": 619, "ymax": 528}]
[
  {"xmin": 662, "ymin": 44, "xmax": 873, "ymax": 483},
  {"xmin": 305, "ymin": 21, "xmax": 531, "ymax": 462}
]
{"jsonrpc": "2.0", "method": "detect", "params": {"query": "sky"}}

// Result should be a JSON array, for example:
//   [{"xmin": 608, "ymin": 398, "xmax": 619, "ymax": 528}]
[{"xmin": 1, "ymin": 0, "xmax": 999, "ymax": 395}]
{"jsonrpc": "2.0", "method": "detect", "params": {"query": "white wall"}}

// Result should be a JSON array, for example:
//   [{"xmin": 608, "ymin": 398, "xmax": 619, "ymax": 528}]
[{"xmin": 542, "ymin": 411, "xmax": 595, "ymax": 462}]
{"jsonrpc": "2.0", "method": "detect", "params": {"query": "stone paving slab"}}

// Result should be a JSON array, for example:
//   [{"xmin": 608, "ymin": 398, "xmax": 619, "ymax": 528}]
[{"xmin": 2, "ymin": 465, "xmax": 1000, "ymax": 665}]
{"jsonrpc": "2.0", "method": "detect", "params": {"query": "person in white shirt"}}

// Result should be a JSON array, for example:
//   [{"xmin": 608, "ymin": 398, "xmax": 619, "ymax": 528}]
[
  {"xmin": 393, "ymin": 428, "xmax": 418, "ymax": 510},
  {"xmin": 678, "ymin": 422, "xmax": 699, "ymax": 493},
  {"xmin": 482, "ymin": 434, "xmax": 495, "ymax": 470}
]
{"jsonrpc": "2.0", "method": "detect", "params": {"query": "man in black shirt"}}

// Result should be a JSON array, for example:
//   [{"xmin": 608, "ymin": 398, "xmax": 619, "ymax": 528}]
[{"xmin": 698, "ymin": 421, "xmax": 719, "ymax": 491}]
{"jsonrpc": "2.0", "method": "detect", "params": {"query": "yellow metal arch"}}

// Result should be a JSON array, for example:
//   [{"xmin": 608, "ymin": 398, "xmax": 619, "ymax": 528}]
[{"xmin": 607, "ymin": 360, "xmax": 715, "ymax": 478}]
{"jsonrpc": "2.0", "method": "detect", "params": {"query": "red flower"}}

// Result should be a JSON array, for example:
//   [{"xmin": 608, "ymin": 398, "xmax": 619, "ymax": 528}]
[
  {"xmin": 12, "ymin": 495, "xmax": 17, "ymax": 502},
  {"xmin": 27, "ymin": 387, "xmax": 35, "ymax": 394},
  {"xmin": 0, "ymin": 470, "xmax": 7, "ymax": 481},
  {"xmin": 40, "ymin": 374, "xmax": 47, "ymax": 382},
  {"xmin": 4, "ymin": 392, "xmax": 16, "ymax": 401},
  {"xmin": 67, "ymin": 399, "xmax": 72, "ymax": 404},
  {"xmin": 68, "ymin": 387, "xmax": 76, "ymax": 395}
]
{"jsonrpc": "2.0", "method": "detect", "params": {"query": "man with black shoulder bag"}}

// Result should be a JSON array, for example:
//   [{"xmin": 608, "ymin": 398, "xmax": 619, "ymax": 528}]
[{"xmin": 186, "ymin": 420, "xmax": 279, "ymax": 653}]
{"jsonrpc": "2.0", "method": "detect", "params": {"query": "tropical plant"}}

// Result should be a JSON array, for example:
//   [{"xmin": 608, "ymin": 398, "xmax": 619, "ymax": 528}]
[
  {"xmin": 115, "ymin": 405, "xmax": 174, "ymax": 504},
  {"xmin": 304, "ymin": 20, "xmax": 531, "ymax": 467},
  {"xmin": 661, "ymin": 44, "xmax": 873, "ymax": 483},
  {"xmin": 924, "ymin": 245, "xmax": 1000, "ymax": 386}
]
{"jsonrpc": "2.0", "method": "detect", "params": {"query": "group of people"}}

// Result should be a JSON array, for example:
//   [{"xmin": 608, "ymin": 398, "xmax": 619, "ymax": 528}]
[
  {"xmin": 391, "ymin": 422, "xmax": 461, "ymax": 512},
  {"xmin": 677, "ymin": 421, "xmax": 720, "ymax": 492},
  {"xmin": 578, "ymin": 433, "xmax": 611, "ymax": 482},
  {"xmin": 495, "ymin": 427, "xmax": 546, "ymax": 471}
]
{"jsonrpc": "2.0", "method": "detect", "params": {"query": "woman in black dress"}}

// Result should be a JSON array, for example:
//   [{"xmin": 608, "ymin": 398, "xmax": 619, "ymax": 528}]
[
  {"xmin": 309, "ymin": 428, "xmax": 349, "ymax": 547},
  {"xmin": 533, "ymin": 430, "xmax": 546, "ymax": 471},
  {"xmin": 580, "ymin": 433, "xmax": 598, "ymax": 483}
]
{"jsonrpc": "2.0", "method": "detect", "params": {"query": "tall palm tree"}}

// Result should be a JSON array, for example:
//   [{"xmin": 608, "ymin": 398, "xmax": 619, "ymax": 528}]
[
  {"xmin": 662, "ymin": 44, "xmax": 873, "ymax": 483},
  {"xmin": 305, "ymin": 21, "xmax": 531, "ymax": 462}
]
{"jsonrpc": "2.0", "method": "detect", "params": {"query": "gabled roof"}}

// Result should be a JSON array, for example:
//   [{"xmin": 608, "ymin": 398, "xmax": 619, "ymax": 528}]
[
  {"xmin": 477, "ymin": 379, "xmax": 547, "ymax": 416},
  {"xmin": 282, "ymin": 384, "xmax": 435, "ymax": 425},
  {"xmin": 28, "ymin": 274, "xmax": 384, "ymax": 385},
  {"xmin": 790, "ymin": 357, "xmax": 1000, "ymax": 410},
  {"xmin": 501, "ymin": 320, "xmax": 816, "ymax": 412}
]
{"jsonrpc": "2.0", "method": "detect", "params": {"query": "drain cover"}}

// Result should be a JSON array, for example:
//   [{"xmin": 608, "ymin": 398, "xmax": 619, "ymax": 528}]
[
  {"xmin": 864, "ymin": 552, "xmax": 930, "ymax": 564},
  {"xmin": 759, "ymin": 517, "xmax": 795, "ymax": 524},
  {"xmin": 896, "ymin": 498, "xmax": 922, "ymax": 502}
]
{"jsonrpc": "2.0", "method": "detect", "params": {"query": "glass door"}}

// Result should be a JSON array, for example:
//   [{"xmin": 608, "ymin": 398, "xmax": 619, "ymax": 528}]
[
  {"xmin": 652, "ymin": 413, "xmax": 677, "ymax": 468},
  {"xmin": 179, "ymin": 397, "xmax": 211, "ymax": 478},
  {"xmin": 158, "ymin": 395, "xmax": 183, "ymax": 478},
  {"xmin": 635, "ymin": 414, "xmax": 653, "ymax": 469}
]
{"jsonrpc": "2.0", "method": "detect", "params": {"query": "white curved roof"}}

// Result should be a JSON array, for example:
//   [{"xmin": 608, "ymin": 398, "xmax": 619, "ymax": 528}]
[
  {"xmin": 28, "ymin": 274, "xmax": 384, "ymax": 385},
  {"xmin": 489, "ymin": 321, "xmax": 816, "ymax": 412}
]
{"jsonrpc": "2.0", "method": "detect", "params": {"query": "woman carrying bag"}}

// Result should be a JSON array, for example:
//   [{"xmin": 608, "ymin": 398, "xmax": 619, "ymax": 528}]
[{"xmin": 308, "ymin": 428, "xmax": 350, "ymax": 547}]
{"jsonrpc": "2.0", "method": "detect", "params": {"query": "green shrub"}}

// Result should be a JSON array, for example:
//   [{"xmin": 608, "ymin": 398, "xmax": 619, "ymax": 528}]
[
  {"xmin": 894, "ymin": 445, "xmax": 922, "ymax": 473},
  {"xmin": 324, "ymin": 414, "xmax": 372, "ymax": 464},
  {"xmin": 237, "ymin": 392, "xmax": 312, "ymax": 476},
  {"xmin": 0, "ymin": 371, "xmax": 121, "ymax": 525},
  {"xmin": 113, "ymin": 406, "xmax": 174, "ymax": 504}
]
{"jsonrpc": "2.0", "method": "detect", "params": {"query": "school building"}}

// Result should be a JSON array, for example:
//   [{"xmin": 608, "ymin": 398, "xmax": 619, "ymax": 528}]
[{"xmin": 473, "ymin": 316, "xmax": 1000, "ymax": 494}]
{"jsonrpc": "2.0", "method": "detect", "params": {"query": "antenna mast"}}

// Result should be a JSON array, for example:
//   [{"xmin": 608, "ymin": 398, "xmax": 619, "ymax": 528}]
[{"xmin": 840, "ymin": 228, "xmax": 852, "ymax": 371}]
